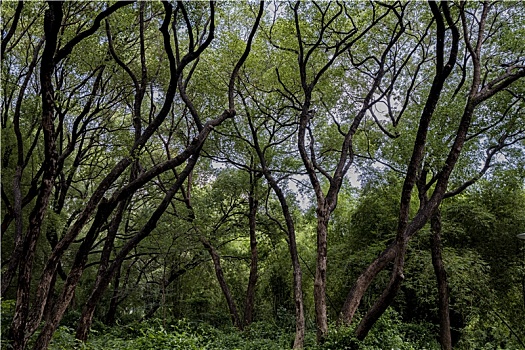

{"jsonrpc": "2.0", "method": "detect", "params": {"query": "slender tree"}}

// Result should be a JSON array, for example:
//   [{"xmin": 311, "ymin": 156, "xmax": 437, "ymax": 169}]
[{"xmin": 338, "ymin": 1, "xmax": 525, "ymax": 341}]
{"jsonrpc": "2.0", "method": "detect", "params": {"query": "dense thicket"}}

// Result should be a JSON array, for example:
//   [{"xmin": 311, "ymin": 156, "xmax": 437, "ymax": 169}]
[{"xmin": 1, "ymin": 1, "xmax": 524, "ymax": 349}]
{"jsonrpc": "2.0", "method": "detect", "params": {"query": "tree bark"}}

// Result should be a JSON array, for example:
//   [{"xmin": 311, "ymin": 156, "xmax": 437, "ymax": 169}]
[{"xmin": 314, "ymin": 213, "xmax": 329, "ymax": 341}]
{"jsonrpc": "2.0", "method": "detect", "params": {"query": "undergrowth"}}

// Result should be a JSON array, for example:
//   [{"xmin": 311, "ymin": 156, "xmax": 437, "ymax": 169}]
[{"xmin": 46, "ymin": 311, "xmax": 441, "ymax": 350}]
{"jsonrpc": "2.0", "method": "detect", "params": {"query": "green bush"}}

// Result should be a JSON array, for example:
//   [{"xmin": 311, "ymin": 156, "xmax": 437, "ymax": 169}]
[
  {"xmin": 40, "ymin": 316, "xmax": 443, "ymax": 350},
  {"xmin": 320, "ymin": 309, "xmax": 439, "ymax": 350}
]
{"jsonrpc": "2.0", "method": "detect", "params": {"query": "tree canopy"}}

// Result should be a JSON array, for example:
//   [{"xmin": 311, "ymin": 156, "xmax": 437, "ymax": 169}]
[{"xmin": 2, "ymin": 1, "xmax": 525, "ymax": 349}]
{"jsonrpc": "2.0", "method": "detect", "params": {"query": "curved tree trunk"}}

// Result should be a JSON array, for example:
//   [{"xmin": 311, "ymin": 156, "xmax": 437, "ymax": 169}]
[
  {"xmin": 355, "ymin": 242, "xmax": 407, "ymax": 340},
  {"xmin": 74, "ymin": 149, "xmax": 205, "ymax": 342},
  {"xmin": 340, "ymin": 0, "xmax": 461, "ymax": 332},
  {"xmin": 339, "ymin": 242, "xmax": 397, "ymax": 325},
  {"xmin": 1, "ymin": 34, "xmax": 44, "ymax": 294}
]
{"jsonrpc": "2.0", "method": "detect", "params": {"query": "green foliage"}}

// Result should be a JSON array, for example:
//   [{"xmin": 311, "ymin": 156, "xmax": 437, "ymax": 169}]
[
  {"xmin": 321, "ymin": 310, "xmax": 438, "ymax": 350},
  {"xmin": 2, "ymin": 1, "xmax": 525, "ymax": 349},
  {"xmin": 48, "ymin": 319, "xmax": 289, "ymax": 350},
  {"xmin": 48, "ymin": 320, "xmax": 206, "ymax": 350},
  {"xmin": 1, "ymin": 299, "xmax": 16, "ymax": 348},
  {"xmin": 43, "ymin": 317, "xmax": 443, "ymax": 350}
]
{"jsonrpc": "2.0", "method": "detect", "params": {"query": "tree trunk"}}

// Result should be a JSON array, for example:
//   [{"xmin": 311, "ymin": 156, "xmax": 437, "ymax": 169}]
[
  {"xmin": 244, "ymin": 184, "xmax": 258, "ymax": 326},
  {"xmin": 340, "ymin": 1, "xmax": 462, "ymax": 331},
  {"xmin": 430, "ymin": 209, "xmax": 452, "ymax": 350},
  {"xmin": 0, "ymin": 1, "xmax": 23, "ymax": 57},
  {"xmin": 32, "ymin": 230, "xmax": 105, "ymax": 350},
  {"xmin": 250, "ymin": 118, "xmax": 306, "ymax": 348},
  {"xmin": 21, "ymin": 4, "xmax": 139, "ymax": 342},
  {"xmin": 1, "ymin": 166, "xmax": 24, "ymax": 297},
  {"xmin": 105, "ymin": 264, "xmax": 122, "ymax": 326},
  {"xmin": 239, "ymin": 166, "xmax": 308, "ymax": 345},
  {"xmin": 349, "ymin": 0, "xmax": 508, "ymax": 336},
  {"xmin": 9, "ymin": 3, "xmax": 62, "ymax": 348},
  {"xmin": 201, "ymin": 236, "xmax": 243, "ymax": 330},
  {"xmin": 339, "ymin": 242, "xmax": 397, "ymax": 325},
  {"xmin": 0, "ymin": 19, "xmax": 43, "ymax": 297},
  {"xmin": 42, "ymin": 271, "xmax": 59, "ymax": 325},
  {"xmin": 314, "ymin": 213, "xmax": 329, "ymax": 342},
  {"xmin": 75, "ymin": 199, "xmax": 128, "ymax": 341},
  {"xmin": 24, "ymin": 2, "xmax": 194, "ymax": 339},
  {"xmin": 355, "ymin": 242, "xmax": 407, "ymax": 340},
  {"xmin": 291, "ymin": 253, "xmax": 306, "ymax": 349},
  {"xmin": 76, "ymin": 0, "xmax": 149, "ymax": 331},
  {"xmin": 74, "ymin": 147, "xmax": 206, "ymax": 340},
  {"xmin": 75, "ymin": 258, "xmax": 124, "ymax": 342}
]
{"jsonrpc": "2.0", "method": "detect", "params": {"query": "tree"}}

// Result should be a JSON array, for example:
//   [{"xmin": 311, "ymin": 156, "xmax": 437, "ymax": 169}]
[
  {"xmin": 339, "ymin": 1, "xmax": 525, "ymax": 343},
  {"xmin": 2, "ymin": 1, "xmax": 263, "ymax": 348}
]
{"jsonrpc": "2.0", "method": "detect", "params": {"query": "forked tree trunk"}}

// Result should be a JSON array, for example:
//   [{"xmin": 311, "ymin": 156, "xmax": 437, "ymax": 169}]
[
  {"xmin": 355, "ymin": 241, "xmax": 407, "ymax": 340},
  {"xmin": 340, "ymin": 0, "xmax": 461, "ymax": 332},
  {"xmin": 350, "ymin": 0, "xmax": 519, "ymax": 337},
  {"xmin": 339, "ymin": 243, "xmax": 397, "ymax": 325}
]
